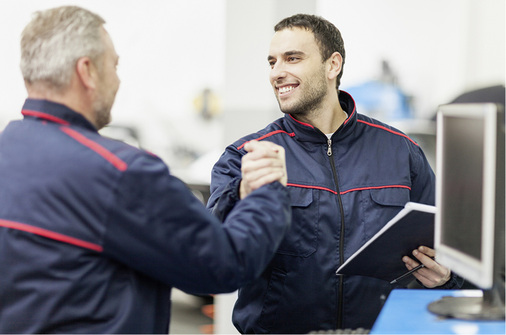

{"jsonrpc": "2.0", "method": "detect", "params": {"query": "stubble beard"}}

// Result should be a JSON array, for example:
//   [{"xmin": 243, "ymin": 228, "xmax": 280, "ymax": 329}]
[
  {"xmin": 93, "ymin": 96, "xmax": 112, "ymax": 130},
  {"xmin": 93, "ymin": 82, "xmax": 116, "ymax": 130},
  {"xmin": 277, "ymin": 66, "xmax": 328, "ymax": 117}
]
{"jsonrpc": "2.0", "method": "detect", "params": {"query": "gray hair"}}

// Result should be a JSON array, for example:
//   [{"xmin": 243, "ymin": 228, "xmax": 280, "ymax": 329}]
[{"xmin": 20, "ymin": 6, "xmax": 106, "ymax": 90}]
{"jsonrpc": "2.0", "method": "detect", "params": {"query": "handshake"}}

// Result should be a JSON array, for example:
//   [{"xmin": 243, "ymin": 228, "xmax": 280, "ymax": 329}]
[{"xmin": 239, "ymin": 140, "xmax": 287, "ymax": 199}]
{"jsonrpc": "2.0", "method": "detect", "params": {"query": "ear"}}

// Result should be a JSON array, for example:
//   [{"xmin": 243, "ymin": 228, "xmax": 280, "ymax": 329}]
[
  {"xmin": 327, "ymin": 51, "xmax": 343, "ymax": 81},
  {"xmin": 75, "ymin": 57, "xmax": 98, "ymax": 90}
]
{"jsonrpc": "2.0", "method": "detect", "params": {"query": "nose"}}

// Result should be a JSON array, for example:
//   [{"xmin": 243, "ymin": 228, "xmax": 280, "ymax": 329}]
[{"xmin": 270, "ymin": 61, "xmax": 287, "ymax": 83}]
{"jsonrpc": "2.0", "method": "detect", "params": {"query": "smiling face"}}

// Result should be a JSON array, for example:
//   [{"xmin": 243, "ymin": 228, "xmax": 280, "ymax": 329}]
[{"xmin": 268, "ymin": 27, "xmax": 331, "ymax": 116}]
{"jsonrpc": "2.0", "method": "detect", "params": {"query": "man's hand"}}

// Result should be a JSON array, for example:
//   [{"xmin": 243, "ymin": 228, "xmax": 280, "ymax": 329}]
[
  {"xmin": 402, "ymin": 246, "xmax": 451, "ymax": 288},
  {"xmin": 239, "ymin": 140, "xmax": 287, "ymax": 199}
]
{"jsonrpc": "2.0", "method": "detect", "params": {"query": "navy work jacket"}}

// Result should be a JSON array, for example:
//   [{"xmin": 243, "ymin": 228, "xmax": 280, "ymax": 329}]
[
  {"xmin": 0, "ymin": 99, "xmax": 291, "ymax": 333},
  {"xmin": 208, "ymin": 91, "xmax": 462, "ymax": 333}
]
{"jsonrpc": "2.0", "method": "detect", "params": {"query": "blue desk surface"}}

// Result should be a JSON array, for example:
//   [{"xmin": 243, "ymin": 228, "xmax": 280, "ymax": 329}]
[{"xmin": 371, "ymin": 289, "xmax": 505, "ymax": 334}]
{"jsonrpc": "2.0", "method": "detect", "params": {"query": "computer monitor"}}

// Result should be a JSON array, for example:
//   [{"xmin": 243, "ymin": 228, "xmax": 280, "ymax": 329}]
[{"xmin": 429, "ymin": 103, "xmax": 505, "ymax": 320}]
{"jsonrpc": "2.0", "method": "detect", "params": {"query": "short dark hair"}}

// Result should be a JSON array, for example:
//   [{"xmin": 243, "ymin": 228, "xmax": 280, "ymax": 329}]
[{"xmin": 274, "ymin": 14, "xmax": 345, "ymax": 90}]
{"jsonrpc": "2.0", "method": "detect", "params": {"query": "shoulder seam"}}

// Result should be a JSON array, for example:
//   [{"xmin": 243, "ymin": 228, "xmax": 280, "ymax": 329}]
[
  {"xmin": 60, "ymin": 127, "xmax": 128, "ymax": 171},
  {"xmin": 237, "ymin": 130, "xmax": 295, "ymax": 150},
  {"xmin": 357, "ymin": 119, "xmax": 419, "ymax": 146}
]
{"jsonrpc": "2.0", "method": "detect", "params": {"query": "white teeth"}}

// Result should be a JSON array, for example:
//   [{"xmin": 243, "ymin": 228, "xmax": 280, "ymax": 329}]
[{"xmin": 279, "ymin": 86, "xmax": 295, "ymax": 93}]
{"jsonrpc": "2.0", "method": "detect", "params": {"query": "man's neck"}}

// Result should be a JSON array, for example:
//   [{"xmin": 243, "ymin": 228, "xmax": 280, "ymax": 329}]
[
  {"xmin": 293, "ymin": 101, "xmax": 347, "ymax": 134},
  {"xmin": 26, "ymin": 82, "xmax": 97, "ymax": 128}
]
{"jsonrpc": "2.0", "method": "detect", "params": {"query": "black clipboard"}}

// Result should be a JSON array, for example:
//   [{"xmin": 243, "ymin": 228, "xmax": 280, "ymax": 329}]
[{"xmin": 335, "ymin": 202, "xmax": 435, "ymax": 282}]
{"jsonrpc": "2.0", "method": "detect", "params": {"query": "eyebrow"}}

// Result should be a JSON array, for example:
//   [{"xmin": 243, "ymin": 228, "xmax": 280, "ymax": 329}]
[{"xmin": 267, "ymin": 50, "xmax": 306, "ymax": 62}]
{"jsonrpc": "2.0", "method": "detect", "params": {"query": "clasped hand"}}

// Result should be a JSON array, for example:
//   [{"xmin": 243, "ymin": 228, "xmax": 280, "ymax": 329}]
[
  {"xmin": 240, "ymin": 140, "xmax": 287, "ymax": 199},
  {"xmin": 402, "ymin": 246, "xmax": 451, "ymax": 288}
]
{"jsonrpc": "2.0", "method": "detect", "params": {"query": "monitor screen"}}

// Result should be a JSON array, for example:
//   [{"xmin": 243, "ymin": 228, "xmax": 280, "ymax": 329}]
[
  {"xmin": 435, "ymin": 103, "xmax": 503, "ymax": 289},
  {"xmin": 440, "ymin": 115, "xmax": 483, "ymax": 262}
]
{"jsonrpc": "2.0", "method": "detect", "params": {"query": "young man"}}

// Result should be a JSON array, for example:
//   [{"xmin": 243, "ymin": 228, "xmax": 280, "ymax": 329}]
[
  {"xmin": 0, "ymin": 6, "xmax": 291, "ymax": 333},
  {"xmin": 208, "ymin": 14, "xmax": 463, "ymax": 333}
]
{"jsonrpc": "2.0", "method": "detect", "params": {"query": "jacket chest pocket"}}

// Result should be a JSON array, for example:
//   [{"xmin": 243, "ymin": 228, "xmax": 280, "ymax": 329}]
[
  {"xmin": 276, "ymin": 187, "xmax": 319, "ymax": 257},
  {"xmin": 363, "ymin": 187, "xmax": 410, "ymax": 240}
]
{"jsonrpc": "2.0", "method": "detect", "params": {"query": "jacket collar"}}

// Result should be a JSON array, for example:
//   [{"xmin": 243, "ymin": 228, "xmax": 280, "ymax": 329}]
[
  {"xmin": 21, "ymin": 99, "xmax": 98, "ymax": 132},
  {"xmin": 284, "ymin": 90, "xmax": 357, "ymax": 143}
]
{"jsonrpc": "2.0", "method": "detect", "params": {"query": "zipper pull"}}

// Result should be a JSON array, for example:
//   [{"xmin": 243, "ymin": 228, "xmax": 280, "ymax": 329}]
[{"xmin": 327, "ymin": 138, "xmax": 332, "ymax": 156}]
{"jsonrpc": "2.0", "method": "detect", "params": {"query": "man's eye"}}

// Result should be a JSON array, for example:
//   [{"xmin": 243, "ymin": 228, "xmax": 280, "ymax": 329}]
[
  {"xmin": 268, "ymin": 61, "xmax": 276, "ymax": 68},
  {"xmin": 287, "ymin": 57, "xmax": 298, "ymax": 62}
]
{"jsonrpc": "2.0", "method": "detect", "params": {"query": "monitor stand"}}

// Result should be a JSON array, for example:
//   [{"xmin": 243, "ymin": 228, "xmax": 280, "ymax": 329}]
[{"xmin": 428, "ymin": 287, "xmax": 505, "ymax": 321}]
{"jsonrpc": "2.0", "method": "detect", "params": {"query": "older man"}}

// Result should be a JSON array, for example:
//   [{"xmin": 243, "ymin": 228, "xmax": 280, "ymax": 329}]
[{"xmin": 0, "ymin": 6, "xmax": 290, "ymax": 333}]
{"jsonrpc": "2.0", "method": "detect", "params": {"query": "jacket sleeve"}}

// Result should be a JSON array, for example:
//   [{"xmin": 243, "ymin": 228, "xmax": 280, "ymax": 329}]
[
  {"xmin": 408, "ymin": 142, "xmax": 436, "ymax": 205},
  {"xmin": 207, "ymin": 144, "xmax": 244, "ymax": 220},
  {"xmin": 102, "ymin": 152, "xmax": 291, "ymax": 295}
]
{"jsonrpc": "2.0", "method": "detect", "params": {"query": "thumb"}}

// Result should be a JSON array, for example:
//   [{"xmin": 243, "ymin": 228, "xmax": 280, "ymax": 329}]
[{"xmin": 243, "ymin": 140, "xmax": 258, "ymax": 152}]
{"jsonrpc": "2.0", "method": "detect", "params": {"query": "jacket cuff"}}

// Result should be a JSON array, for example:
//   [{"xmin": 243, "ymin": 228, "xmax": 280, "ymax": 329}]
[
  {"xmin": 420, "ymin": 271, "xmax": 465, "ymax": 290},
  {"xmin": 210, "ymin": 177, "xmax": 241, "ymax": 222},
  {"xmin": 437, "ymin": 272, "xmax": 465, "ymax": 289}
]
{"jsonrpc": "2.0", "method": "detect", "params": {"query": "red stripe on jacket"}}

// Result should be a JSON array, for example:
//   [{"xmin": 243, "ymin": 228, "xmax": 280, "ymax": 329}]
[
  {"xmin": 0, "ymin": 219, "xmax": 103, "ymax": 252},
  {"xmin": 237, "ymin": 130, "xmax": 295, "ymax": 150},
  {"xmin": 357, "ymin": 120, "xmax": 419, "ymax": 146},
  {"xmin": 288, "ymin": 183, "xmax": 411, "ymax": 195},
  {"xmin": 60, "ymin": 127, "xmax": 128, "ymax": 172},
  {"xmin": 22, "ymin": 110, "xmax": 70, "ymax": 126}
]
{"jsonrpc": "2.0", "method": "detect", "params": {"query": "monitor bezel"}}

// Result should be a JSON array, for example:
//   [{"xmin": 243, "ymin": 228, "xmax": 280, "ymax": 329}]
[{"xmin": 435, "ymin": 103, "xmax": 498, "ymax": 289}]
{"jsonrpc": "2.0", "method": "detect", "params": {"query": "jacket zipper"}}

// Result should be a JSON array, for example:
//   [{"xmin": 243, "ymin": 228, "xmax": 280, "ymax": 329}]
[{"xmin": 327, "ymin": 138, "xmax": 346, "ymax": 329}]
